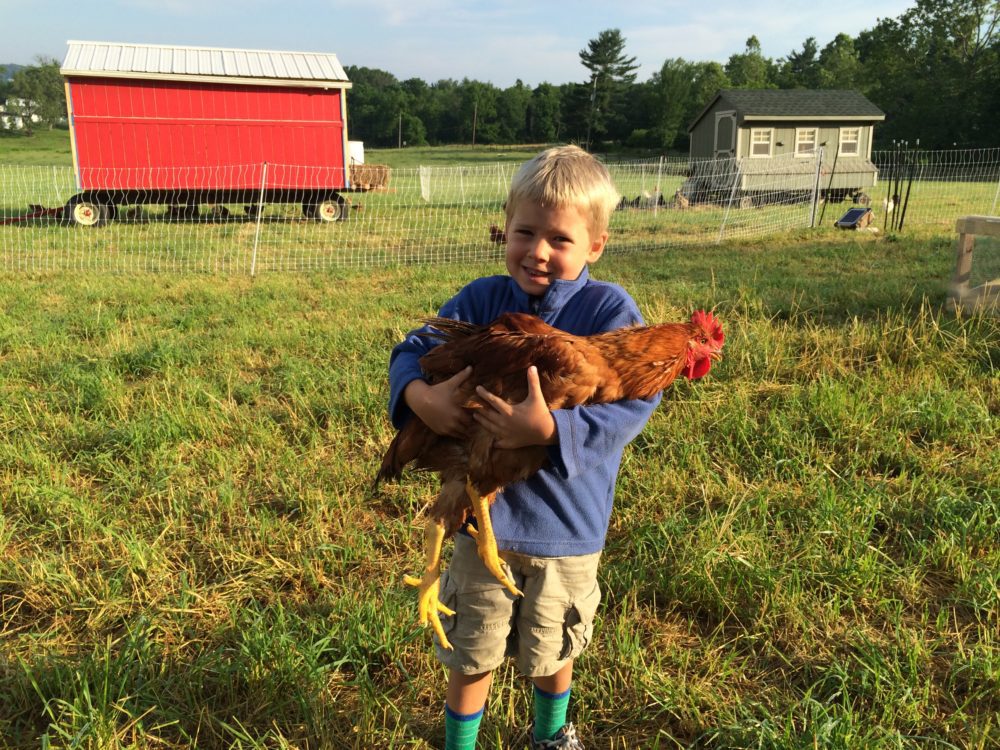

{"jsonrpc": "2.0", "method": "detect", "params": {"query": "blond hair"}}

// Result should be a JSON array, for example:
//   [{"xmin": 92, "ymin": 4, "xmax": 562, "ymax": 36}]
[{"xmin": 505, "ymin": 145, "xmax": 620, "ymax": 238}]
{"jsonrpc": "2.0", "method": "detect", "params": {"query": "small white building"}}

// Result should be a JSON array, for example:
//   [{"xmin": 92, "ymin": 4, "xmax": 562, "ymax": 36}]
[{"xmin": 0, "ymin": 97, "xmax": 42, "ymax": 130}]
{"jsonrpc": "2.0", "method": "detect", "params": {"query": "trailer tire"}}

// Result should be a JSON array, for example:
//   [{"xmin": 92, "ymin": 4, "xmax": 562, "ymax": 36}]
[
  {"xmin": 309, "ymin": 195, "xmax": 347, "ymax": 222},
  {"xmin": 65, "ymin": 196, "xmax": 110, "ymax": 227}
]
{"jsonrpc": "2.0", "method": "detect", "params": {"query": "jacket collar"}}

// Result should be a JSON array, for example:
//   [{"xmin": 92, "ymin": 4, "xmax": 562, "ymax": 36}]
[{"xmin": 510, "ymin": 266, "xmax": 591, "ymax": 318}]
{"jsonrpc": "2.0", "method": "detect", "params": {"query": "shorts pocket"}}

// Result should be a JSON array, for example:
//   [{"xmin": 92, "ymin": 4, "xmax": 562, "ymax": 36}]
[
  {"xmin": 438, "ymin": 569, "xmax": 459, "ymax": 640},
  {"xmin": 560, "ymin": 580, "xmax": 601, "ymax": 660}
]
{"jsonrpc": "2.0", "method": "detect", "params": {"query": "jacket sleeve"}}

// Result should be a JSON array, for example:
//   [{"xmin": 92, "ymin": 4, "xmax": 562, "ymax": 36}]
[
  {"xmin": 548, "ymin": 394, "xmax": 660, "ymax": 479},
  {"xmin": 545, "ymin": 290, "xmax": 661, "ymax": 479},
  {"xmin": 387, "ymin": 284, "xmax": 485, "ymax": 429}
]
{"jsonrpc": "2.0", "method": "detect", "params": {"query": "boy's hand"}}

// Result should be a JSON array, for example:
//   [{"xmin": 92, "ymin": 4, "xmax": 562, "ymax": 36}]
[
  {"xmin": 405, "ymin": 367, "xmax": 473, "ymax": 437},
  {"xmin": 473, "ymin": 366, "xmax": 557, "ymax": 449}
]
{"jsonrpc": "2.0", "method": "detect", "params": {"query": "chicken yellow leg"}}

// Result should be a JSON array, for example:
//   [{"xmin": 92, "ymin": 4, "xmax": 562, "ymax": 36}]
[
  {"xmin": 403, "ymin": 518, "xmax": 456, "ymax": 650},
  {"xmin": 465, "ymin": 480, "xmax": 523, "ymax": 598}
]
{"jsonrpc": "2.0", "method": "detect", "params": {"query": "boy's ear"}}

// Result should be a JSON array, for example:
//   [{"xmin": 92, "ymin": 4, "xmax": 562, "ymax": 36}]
[{"xmin": 587, "ymin": 231, "xmax": 608, "ymax": 263}]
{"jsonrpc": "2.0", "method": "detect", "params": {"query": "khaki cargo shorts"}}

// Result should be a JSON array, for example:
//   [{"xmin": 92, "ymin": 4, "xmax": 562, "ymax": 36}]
[{"xmin": 435, "ymin": 533, "xmax": 602, "ymax": 678}]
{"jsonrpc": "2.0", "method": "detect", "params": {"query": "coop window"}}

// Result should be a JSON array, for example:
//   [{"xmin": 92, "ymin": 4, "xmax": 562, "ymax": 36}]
[
  {"xmin": 750, "ymin": 128, "xmax": 773, "ymax": 157},
  {"xmin": 839, "ymin": 127, "xmax": 861, "ymax": 156},
  {"xmin": 795, "ymin": 128, "xmax": 818, "ymax": 156}
]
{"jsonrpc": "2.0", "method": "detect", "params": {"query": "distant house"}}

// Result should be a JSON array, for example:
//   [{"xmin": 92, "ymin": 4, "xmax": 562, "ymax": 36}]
[
  {"xmin": 0, "ymin": 97, "xmax": 42, "ymax": 130},
  {"xmin": 686, "ymin": 89, "xmax": 886, "ymax": 204}
]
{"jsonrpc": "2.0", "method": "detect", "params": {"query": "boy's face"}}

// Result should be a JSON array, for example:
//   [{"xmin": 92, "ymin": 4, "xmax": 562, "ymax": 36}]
[{"xmin": 505, "ymin": 201, "xmax": 608, "ymax": 296}]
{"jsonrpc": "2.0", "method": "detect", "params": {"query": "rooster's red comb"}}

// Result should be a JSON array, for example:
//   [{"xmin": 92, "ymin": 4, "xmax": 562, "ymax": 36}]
[{"xmin": 690, "ymin": 309, "xmax": 724, "ymax": 346}]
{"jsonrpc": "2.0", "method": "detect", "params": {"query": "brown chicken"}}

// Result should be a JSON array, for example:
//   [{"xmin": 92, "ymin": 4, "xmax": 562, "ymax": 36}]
[{"xmin": 375, "ymin": 310, "xmax": 724, "ymax": 648}]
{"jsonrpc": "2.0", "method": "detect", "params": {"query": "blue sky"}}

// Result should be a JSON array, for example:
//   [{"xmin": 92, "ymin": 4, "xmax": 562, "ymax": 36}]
[{"xmin": 2, "ymin": 0, "xmax": 916, "ymax": 87}]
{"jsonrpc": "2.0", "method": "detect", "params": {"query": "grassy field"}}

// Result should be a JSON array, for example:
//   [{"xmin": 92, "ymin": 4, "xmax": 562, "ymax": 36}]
[
  {"xmin": 0, "ymin": 129, "xmax": 547, "ymax": 170},
  {"xmin": 1, "ymin": 227, "xmax": 998, "ymax": 748}
]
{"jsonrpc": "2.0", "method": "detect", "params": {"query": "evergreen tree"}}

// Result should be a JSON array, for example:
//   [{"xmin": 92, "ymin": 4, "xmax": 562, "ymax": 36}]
[
  {"xmin": 578, "ymin": 28, "xmax": 639, "ymax": 148},
  {"xmin": 776, "ymin": 37, "xmax": 821, "ymax": 88}
]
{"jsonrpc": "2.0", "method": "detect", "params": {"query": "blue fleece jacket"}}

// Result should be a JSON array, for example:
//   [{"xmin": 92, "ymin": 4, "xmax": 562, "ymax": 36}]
[{"xmin": 388, "ymin": 267, "xmax": 660, "ymax": 557}]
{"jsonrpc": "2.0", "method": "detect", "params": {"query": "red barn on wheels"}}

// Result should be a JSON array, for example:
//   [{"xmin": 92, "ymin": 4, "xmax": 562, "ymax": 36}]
[{"xmin": 59, "ymin": 40, "xmax": 380, "ymax": 226}]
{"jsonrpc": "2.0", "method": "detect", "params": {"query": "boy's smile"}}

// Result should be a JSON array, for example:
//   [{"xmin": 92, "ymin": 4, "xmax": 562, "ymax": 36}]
[{"xmin": 505, "ymin": 202, "xmax": 607, "ymax": 296}]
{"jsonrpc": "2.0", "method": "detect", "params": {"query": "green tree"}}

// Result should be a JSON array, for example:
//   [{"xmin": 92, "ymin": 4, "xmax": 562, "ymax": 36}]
[
  {"xmin": 9, "ymin": 57, "xmax": 64, "ymax": 133},
  {"xmin": 0, "ymin": 66, "xmax": 13, "ymax": 103},
  {"xmin": 426, "ymin": 79, "xmax": 464, "ymax": 143},
  {"xmin": 496, "ymin": 80, "xmax": 532, "ymax": 143},
  {"xmin": 725, "ymin": 36, "xmax": 775, "ymax": 88},
  {"xmin": 527, "ymin": 83, "xmax": 562, "ymax": 142},
  {"xmin": 579, "ymin": 28, "xmax": 639, "ymax": 148},
  {"xmin": 649, "ymin": 58, "xmax": 699, "ymax": 148},
  {"xmin": 458, "ymin": 80, "xmax": 500, "ymax": 144},
  {"xmin": 858, "ymin": 0, "xmax": 999, "ymax": 146},
  {"xmin": 776, "ymin": 37, "xmax": 821, "ymax": 88},
  {"xmin": 817, "ymin": 33, "xmax": 863, "ymax": 89}
]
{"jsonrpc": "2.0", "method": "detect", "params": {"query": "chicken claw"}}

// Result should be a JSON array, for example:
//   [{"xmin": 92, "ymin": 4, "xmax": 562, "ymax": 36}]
[
  {"xmin": 466, "ymin": 481, "xmax": 523, "ymax": 598},
  {"xmin": 404, "ymin": 518, "xmax": 456, "ymax": 649},
  {"xmin": 403, "ymin": 571, "xmax": 455, "ymax": 650}
]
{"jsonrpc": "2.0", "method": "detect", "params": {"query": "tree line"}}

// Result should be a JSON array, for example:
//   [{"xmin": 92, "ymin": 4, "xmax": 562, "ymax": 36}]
[
  {"xmin": 347, "ymin": 0, "xmax": 998, "ymax": 151},
  {"xmin": 3, "ymin": 0, "xmax": 997, "ymax": 150}
]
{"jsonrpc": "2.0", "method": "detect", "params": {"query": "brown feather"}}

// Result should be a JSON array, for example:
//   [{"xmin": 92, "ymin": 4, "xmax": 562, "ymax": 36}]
[{"xmin": 376, "ymin": 311, "xmax": 723, "ymax": 538}]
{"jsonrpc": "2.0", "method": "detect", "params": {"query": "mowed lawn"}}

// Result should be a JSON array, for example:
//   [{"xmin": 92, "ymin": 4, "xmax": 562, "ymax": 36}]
[{"xmin": 1, "ymin": 228, "xmax": 998, "ymax": 748}]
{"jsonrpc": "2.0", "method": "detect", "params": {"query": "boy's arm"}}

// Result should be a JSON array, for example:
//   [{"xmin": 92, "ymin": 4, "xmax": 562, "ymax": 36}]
[
  {"xmin": 404, "ymin": 367, "xmax": 473, "ymax": 437},
  {"xmin": 472, "ymin": 366, "xmax": 556, "ymax": 449},
  {"xmin": 543, "ymin": 295, "xmax": 661, "ymax": 477},
  {"xmin": 388, "ymin": 283, "xmax": 488, "ymax": 431},
  {"xmin": 472, "ymin": 292, "xmax": 660, "ymax": 463},
  {"xmin": 547, "ymin": 394, "xmax": 660, "ymax": 480}
]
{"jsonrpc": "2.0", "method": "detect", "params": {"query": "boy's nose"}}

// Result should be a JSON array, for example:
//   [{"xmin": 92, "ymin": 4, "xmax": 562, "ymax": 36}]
[{"xmin": 528, "ymin": 240, "xmax": 551, "ymax": 261}]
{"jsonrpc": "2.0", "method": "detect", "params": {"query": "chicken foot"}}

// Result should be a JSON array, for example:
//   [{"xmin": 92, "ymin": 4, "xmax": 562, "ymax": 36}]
[
  {"xmin": 465, "ymin": 481, "xmax": 523, "ymax": 598},
  {"xmin": 403, "ymin": 518, "xmax": 456, "ymax": 650},
  {"xmin": 403, "ymin": 481, "xmax": 522, "ymax": 650}
]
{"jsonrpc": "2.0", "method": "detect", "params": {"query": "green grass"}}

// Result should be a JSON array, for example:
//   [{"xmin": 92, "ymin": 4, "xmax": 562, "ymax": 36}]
[
  {"xmin": 1, "ymin": 233, "xmax": 998, "ymax": 748},
  {"xmin": 0, "ymin": 128, "xmax": 73, "ymax": 166}
]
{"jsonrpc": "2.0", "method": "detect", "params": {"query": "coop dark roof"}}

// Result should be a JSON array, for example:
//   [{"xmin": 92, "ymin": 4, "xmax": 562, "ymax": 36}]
[{"xmin": 689, "ymin": 89, "xmax": 885, "ymax": 131}]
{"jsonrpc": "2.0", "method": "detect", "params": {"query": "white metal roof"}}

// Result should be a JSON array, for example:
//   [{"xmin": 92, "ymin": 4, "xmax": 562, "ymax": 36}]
[{"xmin": 61, "ymin": 41, "xmax": 351, "ymax": 89}]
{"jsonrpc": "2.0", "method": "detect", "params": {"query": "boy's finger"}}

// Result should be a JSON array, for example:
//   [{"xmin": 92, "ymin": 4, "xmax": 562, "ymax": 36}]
[
  {"xmin": 448, "ymin": 365, "xmax": 473, "ymax": 385},
  {"xmin": 526, "ymin": 366, "xmax": 545, "ymax": 401}
]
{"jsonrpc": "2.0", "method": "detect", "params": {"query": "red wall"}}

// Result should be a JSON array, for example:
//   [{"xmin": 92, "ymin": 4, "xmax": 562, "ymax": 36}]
[{"xmin": 67, "ymin": 77, "xmax": 347, "ymax": 191}]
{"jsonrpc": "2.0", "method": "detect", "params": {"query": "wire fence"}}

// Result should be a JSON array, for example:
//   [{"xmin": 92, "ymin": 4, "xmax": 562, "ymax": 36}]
[{"xmin": 1, "ymin": 148, "xmax": 998, "ymax": 274}]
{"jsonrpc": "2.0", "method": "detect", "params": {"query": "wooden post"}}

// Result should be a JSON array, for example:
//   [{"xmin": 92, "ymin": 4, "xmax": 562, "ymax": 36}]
[{"xmin": 948, "ymin": 215, "xmax": 1000, "ymax": 315}]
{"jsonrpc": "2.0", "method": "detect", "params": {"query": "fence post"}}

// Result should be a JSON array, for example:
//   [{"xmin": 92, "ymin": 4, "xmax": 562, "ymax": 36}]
[
  {"xmin": 992, "ymin": 163, "xmax": 1000, "ymax": 216},
  {"xmin": 654, "ymin": 156, "xmax": 664, "ymax": 217},
  {"xmin": 250, "ymin": 161, "xmax": 267, "ymax": 277},
  {"xmin": 52, "ymin": 166, "xmax": 64, "ymax": 203},
  {"xmin": 716, "ymin": 157, "xmax": 742, "ymax": 244},
  {"xmin": 809, "ymin": 147, "xmax": 824, "ymax": 228}
]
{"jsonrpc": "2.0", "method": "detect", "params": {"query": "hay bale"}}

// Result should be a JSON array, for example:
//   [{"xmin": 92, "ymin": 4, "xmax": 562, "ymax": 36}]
[{"xmin": 350, "ymin": 164, "xmax": 391, "ymax": 190}]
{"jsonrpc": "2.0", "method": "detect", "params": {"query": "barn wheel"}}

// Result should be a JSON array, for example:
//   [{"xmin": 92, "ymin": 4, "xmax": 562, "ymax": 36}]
[
  {"xmin": 310, "ymin": 195, "xmax": 347, "ymax": 222},
  {"xmin": 739, "ymin": 195, "xmax": 754, "ymax": 210},
  {"xmin": 854, "ymin": 192, "xmax": 872, "ymax": 206},
  {"xmin": 65, "ymin": 196, "xmax": 109, "ymax": 227}
]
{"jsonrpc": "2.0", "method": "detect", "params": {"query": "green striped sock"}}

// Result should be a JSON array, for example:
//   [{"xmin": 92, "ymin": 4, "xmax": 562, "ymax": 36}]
[
  {"xmin": 445, "ymin": 704, "xmax": 484, "ymax": 750},
  {"xmin": 533, "ymin": 685, "xmax": 571, "ymax": 741}
]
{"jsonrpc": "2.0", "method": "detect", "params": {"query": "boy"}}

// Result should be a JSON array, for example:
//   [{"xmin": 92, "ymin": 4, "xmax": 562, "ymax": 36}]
[{"xmin": 387, "ymin": 145, "xmax": 659, "ymax": 749}]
